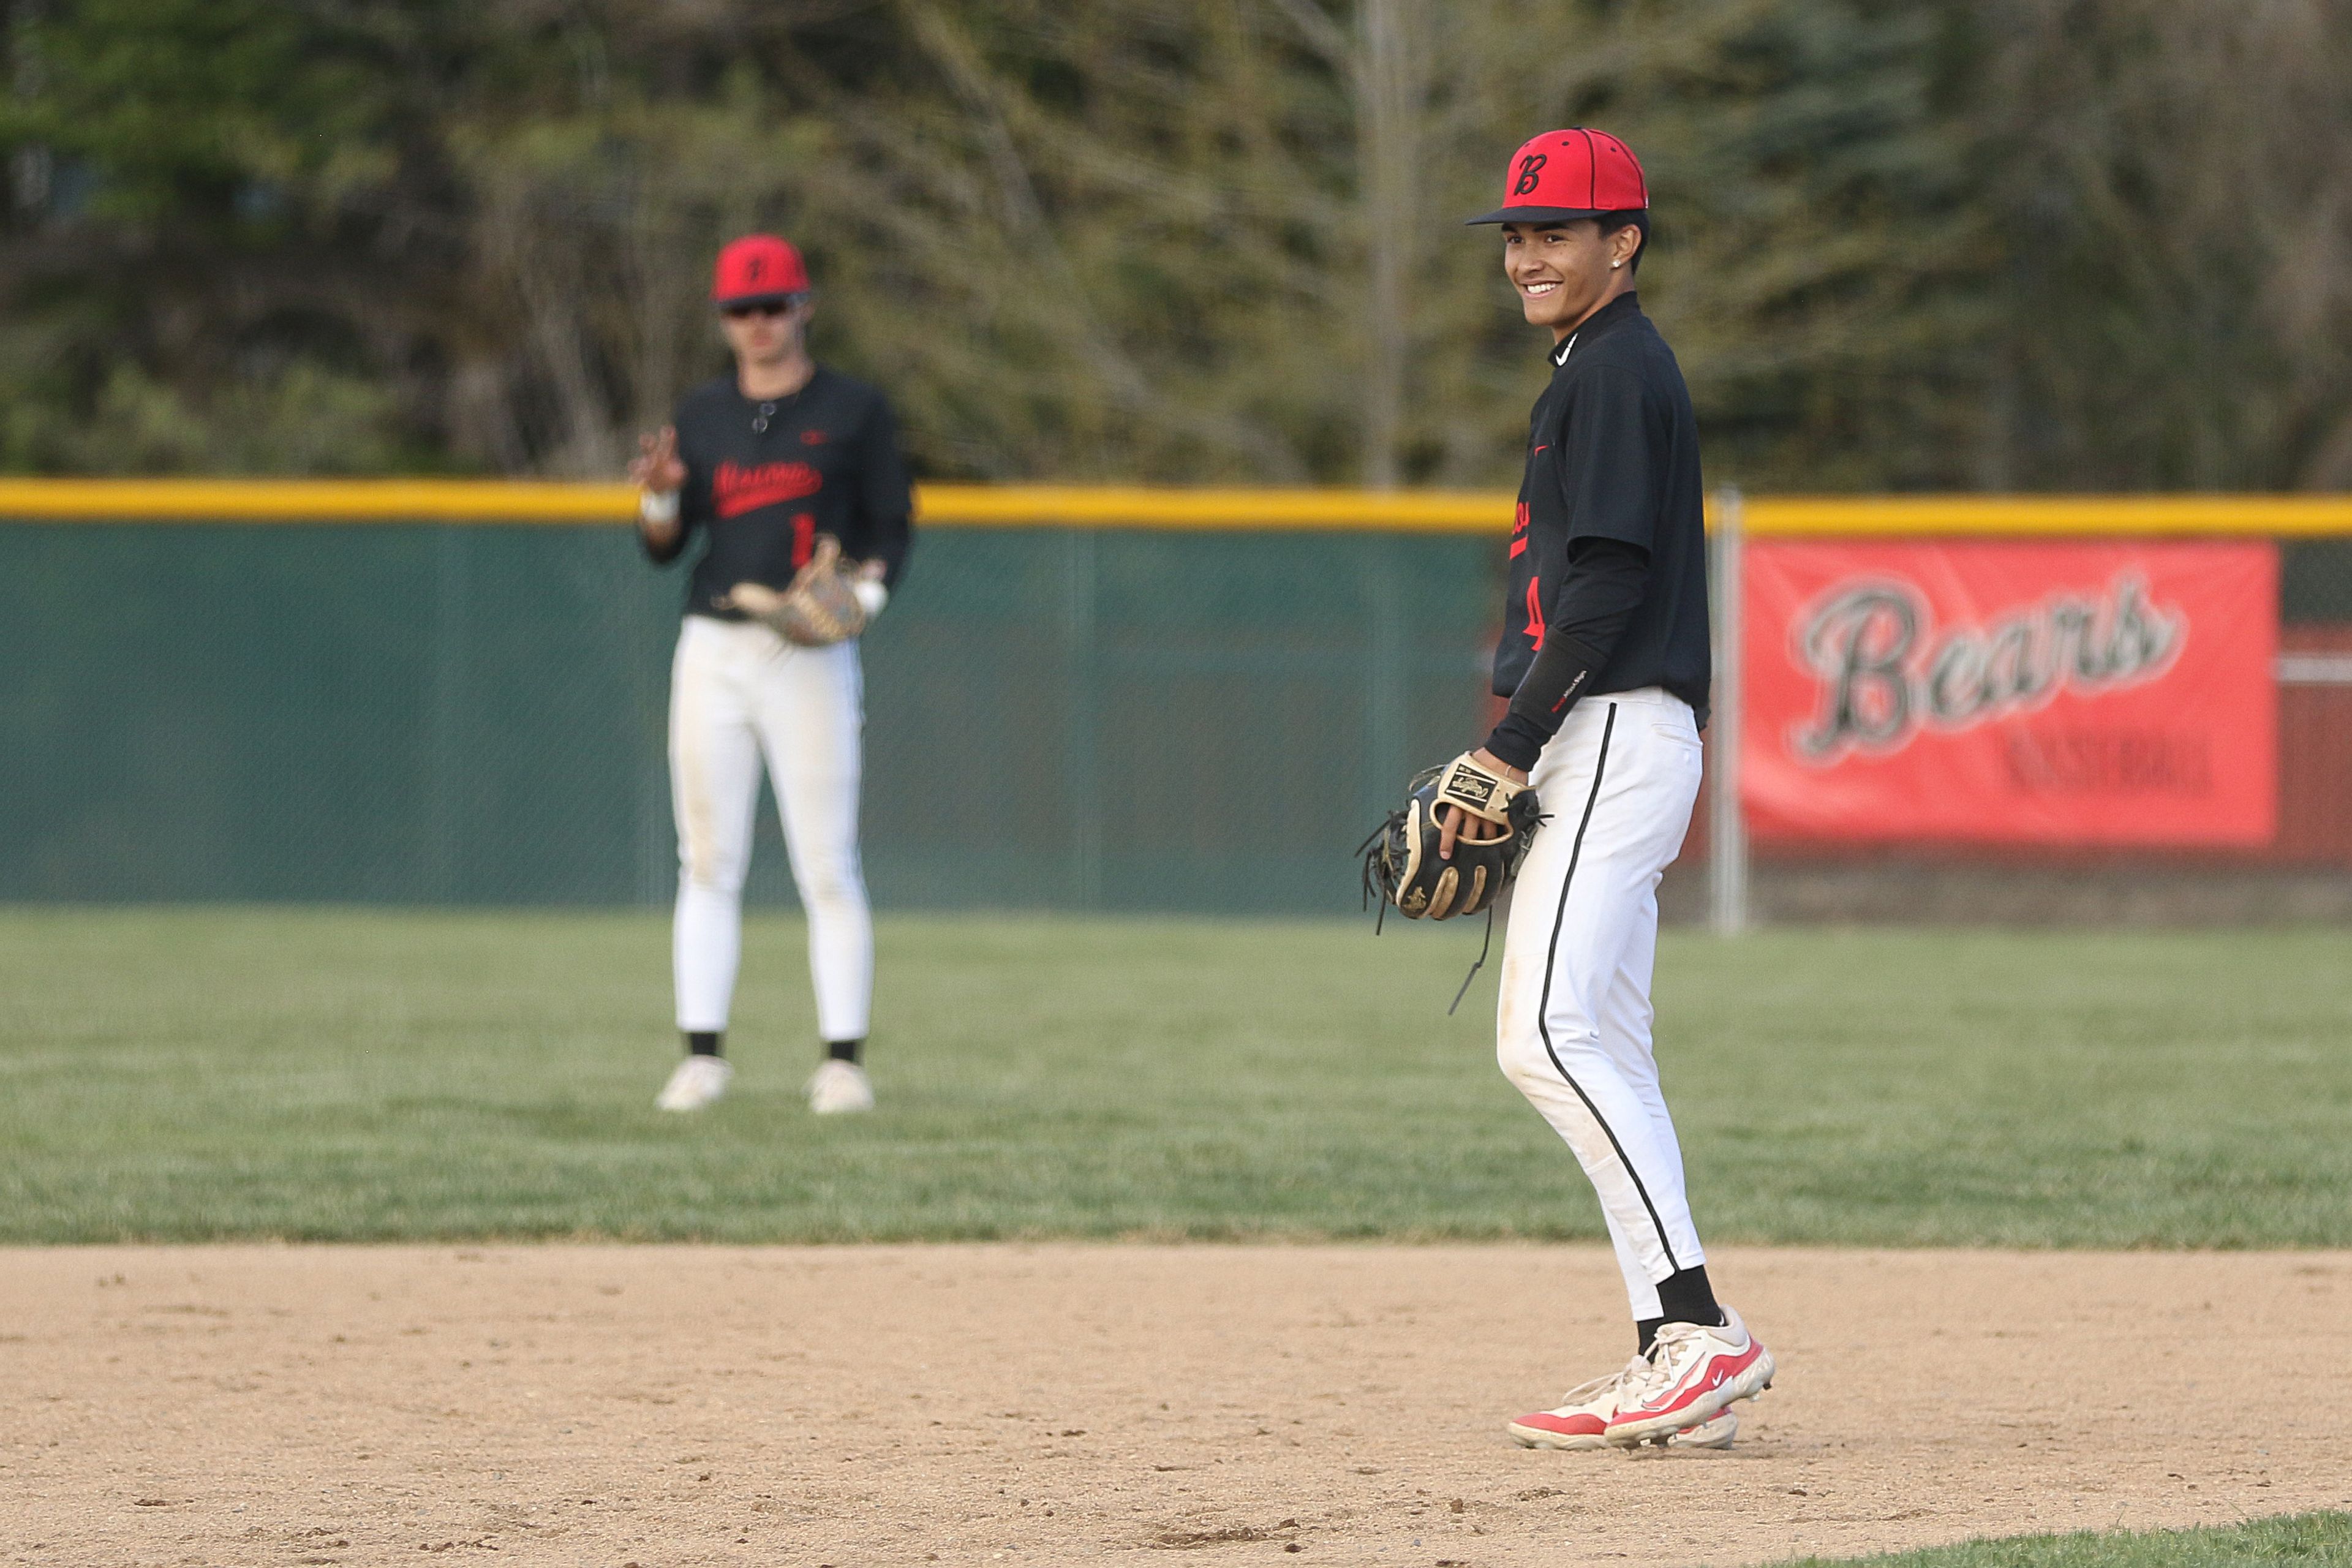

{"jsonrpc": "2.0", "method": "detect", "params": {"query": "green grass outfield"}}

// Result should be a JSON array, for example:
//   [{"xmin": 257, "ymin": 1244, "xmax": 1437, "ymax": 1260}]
[
  {"xmin": 1, "ymin": 908, "xmax": 2348, "ymax": 1245},
  {"xmin": 1792, "ymin": 1512, "xmax": 2352, "ymax": 1566}
]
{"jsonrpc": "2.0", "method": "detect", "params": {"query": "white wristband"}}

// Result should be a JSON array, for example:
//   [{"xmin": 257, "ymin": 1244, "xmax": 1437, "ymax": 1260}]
[
  {"xmin": 851, "ymin": 579, "xmax": 889, "ymax": 619},
  {"xmin": 638, "ymin": 488, "xmax": 680, "ymax": 526}
]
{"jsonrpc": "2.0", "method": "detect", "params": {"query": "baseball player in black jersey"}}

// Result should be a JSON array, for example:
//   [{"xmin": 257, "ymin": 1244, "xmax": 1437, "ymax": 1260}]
[
  {"xmin": 630, "ymin": 233, "xmax": 913, "ymax": 1115},
  {"xmin": 1445, "ymin": 132, "xmax": 1774, "ymax": 1449}
]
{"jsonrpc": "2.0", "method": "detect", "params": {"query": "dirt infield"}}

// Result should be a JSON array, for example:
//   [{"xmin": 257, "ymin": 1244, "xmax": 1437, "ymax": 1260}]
[{"xmin": 4, "ymin": 1246, "xmax": 2345, "ymax": 1567}]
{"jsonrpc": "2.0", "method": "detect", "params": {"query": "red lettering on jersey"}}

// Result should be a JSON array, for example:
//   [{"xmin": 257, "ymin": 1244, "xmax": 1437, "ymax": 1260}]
[
  {"xmin": 791, "ymin": 512, "xmax": 816, "ymax": 568},
  {"xmin": 1525, "ymin": 575, "xmax": 1545, "ymax": 651},
  {"xmin": 1510, "ymin": 500, "xmax": 1529, "ymax": 559},
  {"xmin": 801, "ymin": 429, "xmax": 828, "ymax": 446},
  {"xmin": 712, "ymin": 459, "xmax": 823, "ymax": 518}
]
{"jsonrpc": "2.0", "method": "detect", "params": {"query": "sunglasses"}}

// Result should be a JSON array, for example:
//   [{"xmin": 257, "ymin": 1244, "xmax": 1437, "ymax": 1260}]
[{"xmin": 720, "ymin": 298, "xmax": 799, "ymax": 320}]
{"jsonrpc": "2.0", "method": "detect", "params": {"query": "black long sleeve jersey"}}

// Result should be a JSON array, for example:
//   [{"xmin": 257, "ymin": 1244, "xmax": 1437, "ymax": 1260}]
[
  {"xmin": 644, "ymin": 367, "xmax": 914, "ymax": 620},
  {"xmin": 1488, "ymin": 292, "xmax": 1711, "ymax": 751}
]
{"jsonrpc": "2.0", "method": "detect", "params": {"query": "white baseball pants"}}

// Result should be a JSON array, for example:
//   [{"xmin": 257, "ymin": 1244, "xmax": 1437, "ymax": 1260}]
[
  {"xmin": 668, "ymin": 614, "xmax": 872, "ymax": 1043},
  {"xmin": 1495, "ymin": 687, "xmax": 1708, "ymax": 1320}
]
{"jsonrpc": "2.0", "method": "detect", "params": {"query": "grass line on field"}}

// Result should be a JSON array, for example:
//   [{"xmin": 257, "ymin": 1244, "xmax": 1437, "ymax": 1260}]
[
  {"xmin": 1779, "ymin": 1510, "xmax": 2352, "ymax": 1566},
  {"xmin": 1, "ymin": 909, "xmax": 2348, "ymax": 1246}
]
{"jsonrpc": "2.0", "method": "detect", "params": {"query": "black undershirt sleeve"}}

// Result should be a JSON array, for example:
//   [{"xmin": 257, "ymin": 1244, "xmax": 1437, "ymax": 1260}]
[
  {"xmin": 1483, "ymin": 537, "xmax": 1650, "ymax": 772},
  {"xmin": 853, "ymin": 394, "xmax": 914, "ymax": 589}
]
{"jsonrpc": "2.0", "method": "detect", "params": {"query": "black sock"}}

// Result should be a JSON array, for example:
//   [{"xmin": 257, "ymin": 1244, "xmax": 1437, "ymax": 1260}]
[
  {"xmin": 1653, "ymin": 1265, "xmax": 1724, "ymax": 1330},
  {"xmin": 686, "ymin": 1031, "xmax": 723, "ymax": 1057},
  {"xmin": 826, "ymin": 1038, "xmax": 864, "ymax": 1064},
  {"xmin": 1636, "ymin": 1317, "xmax": 1664, "ymax": 1355}
]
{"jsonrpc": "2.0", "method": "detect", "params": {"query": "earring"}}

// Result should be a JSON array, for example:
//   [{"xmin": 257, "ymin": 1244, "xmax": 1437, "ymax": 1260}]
[{"xmin": 1611, "ymin": 260, "xmax": 1622, "ymax": 269}]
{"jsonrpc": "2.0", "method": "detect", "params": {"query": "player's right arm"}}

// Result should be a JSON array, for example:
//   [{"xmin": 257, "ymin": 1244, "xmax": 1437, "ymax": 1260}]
[
  {"xmin": 630, "ymin": 423, "xmax": 691, "ymax": 562},
  {"xmin": 1479, "ymin": 369, "xmax": 1662, "ymax": 772}
]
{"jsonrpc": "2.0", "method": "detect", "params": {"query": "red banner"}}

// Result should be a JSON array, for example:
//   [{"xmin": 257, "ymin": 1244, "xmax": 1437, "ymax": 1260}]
[{"xmin": 1741, "ymin": 541, "xmax": 2278, "ymax": 846}]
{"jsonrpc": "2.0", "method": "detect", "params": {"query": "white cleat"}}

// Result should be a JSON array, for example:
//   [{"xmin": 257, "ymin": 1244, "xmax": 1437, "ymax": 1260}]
[
  {"xmin": 1604, "ymin": 1306, "xmax": 1774, "ymax": 1447},
  {"xmin": 655, "ymin": 1054, "xmax": 734, "ymax": 1112},
  {"xmin": 1509, "ymin": 1359, "xmax": 1742, "ymax": 1452},
  {"xmin": 805, "ymin": 1059, "xmax": 875, "ymax": 1115}
]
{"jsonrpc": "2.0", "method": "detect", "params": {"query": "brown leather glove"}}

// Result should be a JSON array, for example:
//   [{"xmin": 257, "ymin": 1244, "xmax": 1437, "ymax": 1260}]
[{"xmin": 720, "ymin": 535, "xmax": 870, "ymax": 646}]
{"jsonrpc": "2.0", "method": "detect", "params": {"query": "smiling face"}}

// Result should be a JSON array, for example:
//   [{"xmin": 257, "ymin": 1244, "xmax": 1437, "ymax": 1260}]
[{"xmin": 1501, "ymin": 220, "xmax": 1642, "ymax": 339}]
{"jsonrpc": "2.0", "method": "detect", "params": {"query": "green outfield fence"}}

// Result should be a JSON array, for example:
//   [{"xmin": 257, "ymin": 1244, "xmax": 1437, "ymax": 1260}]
[
  {"xmin": 4, "ymin": 483, "xmax": 2350, "ymax": 914},
  {"xmin": 0, "ymin": 484, "xmax": 1510, "ymax": 913}
]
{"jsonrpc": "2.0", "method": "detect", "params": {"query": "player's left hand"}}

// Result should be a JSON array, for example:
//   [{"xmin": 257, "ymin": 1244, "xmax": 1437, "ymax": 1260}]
[
  {"xmin": 1438, "ymin": 748, "xmax": 1530, "ymax": 861},
  {"xmin": 720, "ymin": 581, "xmax": 787, "ymax": 617}
]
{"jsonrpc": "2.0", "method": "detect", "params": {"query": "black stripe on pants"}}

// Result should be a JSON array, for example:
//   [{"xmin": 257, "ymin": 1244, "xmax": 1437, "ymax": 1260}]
[{"xmin": 1529, "ymin": 703, "xmax": 1681, "ymax": 1270}]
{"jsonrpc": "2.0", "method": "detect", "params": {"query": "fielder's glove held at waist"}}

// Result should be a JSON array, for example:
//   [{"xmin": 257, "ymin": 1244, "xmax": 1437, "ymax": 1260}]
[
  {"xmin": 1357, "ymin": 752, "xmax": 1543, "ymax": 924},
  {"xmin": 720, "ymin": 533, "xmax": 869, "ymax": 646}
]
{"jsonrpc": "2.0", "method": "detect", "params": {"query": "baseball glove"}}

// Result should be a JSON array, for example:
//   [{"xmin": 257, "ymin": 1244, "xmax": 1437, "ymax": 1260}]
[
  {"xmin": 722, "ymin": 533, "xmax": 868, "ymax": 646},
  {"xmin": 1359, "ymin": 752, "xmax": 1543, "ymax": 924}
]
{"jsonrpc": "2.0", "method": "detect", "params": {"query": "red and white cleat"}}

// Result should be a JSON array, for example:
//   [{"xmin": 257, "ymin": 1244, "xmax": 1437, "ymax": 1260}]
[
  {"xmin": 1508, "ymin": 1355, "xmax": 1746, "ymax": 1452},
  {"xmin": 1507, "ymin": 1357, "xmax": 1645, "ymax": 1450},
  {"xmin": 1604, "ymin": 1306, "xmax": 1773, "ymax": 1447}
]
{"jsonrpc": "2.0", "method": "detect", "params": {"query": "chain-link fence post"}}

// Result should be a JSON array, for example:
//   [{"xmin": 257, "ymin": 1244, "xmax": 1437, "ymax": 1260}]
[
  {"xmin": 425, "ymin": 524, "xmax": 469, "ymax": 901},
  {"xmin": 1709, "ymin": 488, "xmax": 1749, "ymax": 935},
  {"xmin": 1063, "ymin": 526, "xmax": 1103, "ymax": 908}
]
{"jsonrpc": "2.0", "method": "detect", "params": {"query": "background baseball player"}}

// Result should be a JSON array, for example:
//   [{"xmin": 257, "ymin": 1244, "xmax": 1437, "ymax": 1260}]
[
  {"xmin": 1446, "ymin": 131, "xmax": 1774, "ymax": 1449},
  {"xmin": 630, "ymin": 233, "xmax": 913, "ymax": 1116}
]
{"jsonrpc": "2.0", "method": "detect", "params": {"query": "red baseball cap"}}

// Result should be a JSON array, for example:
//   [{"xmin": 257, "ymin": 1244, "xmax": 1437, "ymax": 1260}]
[
  {"xmin": 712, "ymin": 234, "xmax": 810, "ymax": 307},
  {"xmin": 1466, "ymin": 129, "xmax": 1648, "ymax": 225}
]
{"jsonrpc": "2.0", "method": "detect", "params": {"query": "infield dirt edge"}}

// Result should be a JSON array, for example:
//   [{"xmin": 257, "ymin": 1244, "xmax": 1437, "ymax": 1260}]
[{"xmin": 7, "ymin": 1242, "xmax": 2347, "ymax": 1567}]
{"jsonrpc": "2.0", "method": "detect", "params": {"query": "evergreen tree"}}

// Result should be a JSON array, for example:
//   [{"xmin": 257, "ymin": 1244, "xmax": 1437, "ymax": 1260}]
[{"xmin": 0, "ymin": 0, "xmax": 2343, "ymax": 491}]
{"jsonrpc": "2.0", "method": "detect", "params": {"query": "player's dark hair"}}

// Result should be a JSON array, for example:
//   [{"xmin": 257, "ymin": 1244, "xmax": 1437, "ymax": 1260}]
[{"xmin": 1599, "ymin": 209, "xmax": 1650, "ymax": 275}]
